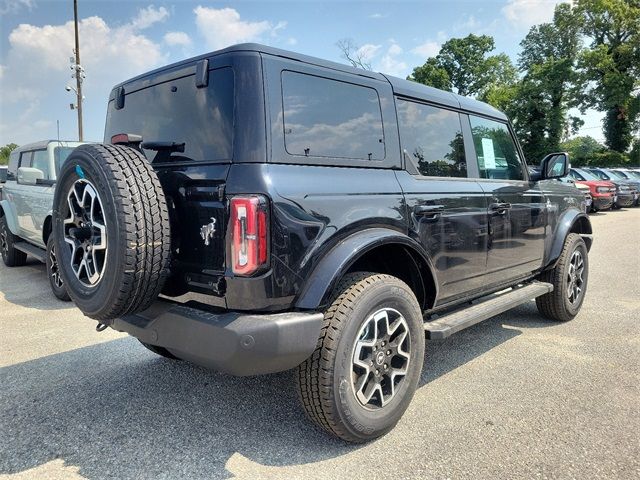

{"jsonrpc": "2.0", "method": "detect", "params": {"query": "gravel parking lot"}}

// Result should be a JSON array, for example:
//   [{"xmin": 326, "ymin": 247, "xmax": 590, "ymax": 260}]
[{"xmin": 1, "ymin": 208, "xmax": 639, "ymax": 480}]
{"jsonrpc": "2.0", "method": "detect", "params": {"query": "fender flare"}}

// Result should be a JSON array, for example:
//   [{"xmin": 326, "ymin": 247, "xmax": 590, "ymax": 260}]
[
  {"xmin": 544, "ymin": 209, "xmax": 592, "ymax": 268},
  {"xmin": 0, "ymin": 199, "xmax": 19, "ymax": 235},
  {"xmin": 295, "ymin": 227, "xmax": 438, "ymax": 310}
]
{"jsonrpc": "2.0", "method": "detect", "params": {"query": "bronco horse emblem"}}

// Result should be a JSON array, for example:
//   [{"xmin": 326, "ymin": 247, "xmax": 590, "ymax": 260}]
[{"xmin": 200, "ymin": 217, "xmax": 217, "ymax": 246}]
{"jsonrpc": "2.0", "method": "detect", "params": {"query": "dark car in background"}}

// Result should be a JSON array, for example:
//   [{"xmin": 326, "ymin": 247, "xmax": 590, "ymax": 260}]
[
  {"xmin": 568, "ymin": 168, "xmax": 615, "ymax": 212},
  {"xmin": 587, "ymin": 168, "xmax": 640, "ymax": 207}
]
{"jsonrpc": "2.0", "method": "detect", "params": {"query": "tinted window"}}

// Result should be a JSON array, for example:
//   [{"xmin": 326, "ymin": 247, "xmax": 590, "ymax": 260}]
[
  {"xmin": 469, "ymin": 116, "xmax": 524, "ymax": 180},
  {"xmin": 0, "ymin": 167, "xmax": 6, "ymax": 183},
  {"xmin": 397, "ymin": 99, "xmax": 466, "ymax": 177},
  {"xmin": 282, "ymin": 71, "xmax": 385, "ymax": 160},
  {"xmin": 54, "ymin": 147, "xmax": 76, "ymax": 176},
  {"xmin": 31, "ymin": 150, "xmax": 50, "ymax": 179},
  {"xmin": 105, "ymin": 67, "xmax": 234, "ymax": 163}
]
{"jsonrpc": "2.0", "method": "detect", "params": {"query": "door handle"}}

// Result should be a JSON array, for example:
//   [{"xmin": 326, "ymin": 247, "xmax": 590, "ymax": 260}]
[
  {"xmin": 414, "ymin": 204, "xmax": 445, "ymax": 221},
  {"xmin": 490, "ymin": 202, "xmax": 512, "ymax": 214}
]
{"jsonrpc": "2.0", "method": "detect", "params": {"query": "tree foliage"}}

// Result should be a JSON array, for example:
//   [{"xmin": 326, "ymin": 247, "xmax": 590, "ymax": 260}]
[
  {"xmin": 0, "ymin": 143, "xmax": 18, "ymax": 165},
  {"xmin": 576, "ymin": 0, "xmax": 640, "ymax": 152},
  {"xmin": 408, "ymin": 34, "xmax": 517, "ymax": 97},
  {"xmin": 559, "ymin": 136, "xmax": 606, "ymax": 166}
]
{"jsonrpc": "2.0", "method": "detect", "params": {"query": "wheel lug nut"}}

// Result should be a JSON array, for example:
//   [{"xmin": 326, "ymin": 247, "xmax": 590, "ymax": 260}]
[
  {"xmin": 386, "ymin": 350, "xmax": 391, "ymax": 355},
  {"xmin": 375, "ymin": 369, "xmax": 380, "ymax": 375},
  {"xmin": 383, "ymin": 364, "xmax": 388, "ymax": 370}
]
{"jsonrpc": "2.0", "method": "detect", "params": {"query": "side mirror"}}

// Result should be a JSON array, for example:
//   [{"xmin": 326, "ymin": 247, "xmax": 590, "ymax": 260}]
[
  {"xmin": 539, "ymin": 152, "xmax": 570, "ymax": 180},
  {"xmin": 17, "ymin": 167, "xmax": 44, "ymax": 186}
]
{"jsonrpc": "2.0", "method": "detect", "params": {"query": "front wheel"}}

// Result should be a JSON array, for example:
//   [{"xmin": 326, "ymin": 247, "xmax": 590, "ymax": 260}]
[
  {"xmin": 536, "ymin": 233, "xmax": 589, "ymax": 322},
  {"xmin": 0, "ymin": 215, "xmax": 27, "ymax": 267},
  {"xmin": 296, "ymin": 272, "xmax": 425, "ymax": 443}
]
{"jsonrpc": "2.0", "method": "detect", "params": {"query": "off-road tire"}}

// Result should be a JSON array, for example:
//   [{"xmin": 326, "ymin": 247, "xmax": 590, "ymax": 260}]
[
  {"xmin": 295, "ymin": 272, "xmax": 425, "ymax": 443},
  {"xmin": 0, "ymin": 215, "xmax": 27, "ymax": 267},
  {"xmin": 536, "ymin": 233, "xmax": 589, "ymax": 322},
  {"xmin": 46, "ymin": 235, "xmax": 71, "ymax": 301},
  {"xmin": 53, "ymin": 144, "xmax": 171, "ymax": 322},
  {"xmin": 139, "ymin": 341, "xmax": 181, "ymax": 360}
]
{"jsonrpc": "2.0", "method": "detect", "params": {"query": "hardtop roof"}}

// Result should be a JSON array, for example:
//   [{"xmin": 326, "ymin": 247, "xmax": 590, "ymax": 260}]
[{"xmin": 114, "ymin": 43, "xmax": 507, "ymax": 121}]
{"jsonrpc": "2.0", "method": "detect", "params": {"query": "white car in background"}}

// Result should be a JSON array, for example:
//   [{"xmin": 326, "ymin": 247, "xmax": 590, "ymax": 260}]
[{"xmin": 0, "ymin": 140, "xmax": 89, "ymax": 300}]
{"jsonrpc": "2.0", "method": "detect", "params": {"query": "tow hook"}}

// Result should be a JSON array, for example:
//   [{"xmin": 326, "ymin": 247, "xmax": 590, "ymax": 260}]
[{"xmin": 96, "ymin": 323, "xmax": 108, "ymax": 332}]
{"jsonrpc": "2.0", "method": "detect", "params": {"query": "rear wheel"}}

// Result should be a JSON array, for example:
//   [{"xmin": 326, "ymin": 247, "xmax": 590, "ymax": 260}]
[
  {"xmin": 296, "ymin": 272, "xmax": 425, "ymax": 443},
  {"xmin": 46, "ymin": 235, "xmax": 71, "ymax": 301},
  {"xmin": 0, "ymin": 215, "xmax": 27, "ymax": 267},
  {"xmin": 53, "ymin": 144, "xmax": 171, "ymax": 323},
  {"xmin": 536, "ymin": 233, "xmax": 588, "ymax": 322}
]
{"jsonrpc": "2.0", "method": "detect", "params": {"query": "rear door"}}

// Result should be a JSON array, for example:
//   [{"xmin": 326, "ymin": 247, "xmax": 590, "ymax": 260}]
[
  {"xmin": 394, "ymin": 98, "xmax": 489, "ymax": 303},
  {"xmin": 466, "ymin": 115, "xmax": 547, "ymax": 285}
]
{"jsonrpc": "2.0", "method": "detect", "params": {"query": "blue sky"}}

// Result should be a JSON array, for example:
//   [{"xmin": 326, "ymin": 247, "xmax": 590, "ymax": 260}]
[{"xmin": 0, "ymin": 0, "xmax": 604, "ymax": 147}]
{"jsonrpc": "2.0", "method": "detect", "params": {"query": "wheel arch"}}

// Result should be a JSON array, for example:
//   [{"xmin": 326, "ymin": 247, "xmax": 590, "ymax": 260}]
[
  {"xmin": 42, "ymin": 213, "xmax": 53, "ymax": 244},
  {"xmin": 295, "ymin": 228, "xmax": 437, "ymax": 311},
  {"xmin": 544, "ymin": 210, "xmax": 592, "ymax": 269},
  {"xmin": 0, "ymin": 199, "xmax": 19, "ymax": 235}
]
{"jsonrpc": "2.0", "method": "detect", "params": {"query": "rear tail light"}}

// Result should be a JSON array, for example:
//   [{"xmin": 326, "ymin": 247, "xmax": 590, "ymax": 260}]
[{"xmin": 230, "ymin": 195, "xmax": 269, "ymax": 276}]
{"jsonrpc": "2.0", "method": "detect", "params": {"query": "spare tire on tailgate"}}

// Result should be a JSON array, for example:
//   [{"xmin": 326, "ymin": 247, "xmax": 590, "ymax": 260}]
[{"xmin": 53, "ymin": 144, "xmax": 171, "ymax": 323}]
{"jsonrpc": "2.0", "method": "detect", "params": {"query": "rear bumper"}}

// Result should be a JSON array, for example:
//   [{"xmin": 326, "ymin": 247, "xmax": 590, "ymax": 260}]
[{"xmin": 112, "ymin": 300, "xmax": 323, "ymax": 376}]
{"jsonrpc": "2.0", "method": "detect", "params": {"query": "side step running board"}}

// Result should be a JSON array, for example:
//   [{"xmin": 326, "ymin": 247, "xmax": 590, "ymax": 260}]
[
  {"xmin": 13, "ymin": 241, "xmax": 46, "ymax": 263},
  {"xmin": 424, "ymin": 282, "xmax": 553, "ymax": 339}
]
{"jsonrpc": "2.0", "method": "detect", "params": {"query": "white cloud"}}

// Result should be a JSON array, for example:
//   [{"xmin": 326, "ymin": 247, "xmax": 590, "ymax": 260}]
[
  {"xmin": 0, "ymin": 10, "xmax": 168, "ymax": 145},
  {"xmin": 502, "ymin": 0, "xmax": 569, "ymax": 29},
  {"xmin": 164, "ymin": 31, "xmax": 192, "ymax": 47},
  {"xmin": 411, "ymin": 41, "xmax": 440, "ymax": 58},
  {"xmin": 194, "ymin": 6, "xmax": 285, "ymax": 50},
  {"xmin": 130, "ymin": 5, "xmax": 169, "ymax": 30},
  {"xmin": 286, "ymin": 37, "xmax": 297, "ymax": 46},
  {"xmin": 387, "ymin": 43, "xmax": 403, "ymax": 56},
  {"xmin": 357, "ymin": 43, "xmax": 382, "ymax": 61},
  {"xmin": 369, "ymin": 13, "xmax": 386, "ymax": 19},
  {"xmin": 376, "ymin": 43, "xmax": 407, "ymax": 77},
  {"xmin": 0, "ymin": 0, "xmax": 34, "ymax": 15}
]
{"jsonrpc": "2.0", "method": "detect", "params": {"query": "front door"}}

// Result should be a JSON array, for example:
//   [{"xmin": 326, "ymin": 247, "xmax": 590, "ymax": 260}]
[
  {"xmin": 395, "ymin": 99, "xmax": 489, "ymax": 303},
  {"xmin": 465, "ymin": 115, "xmax": 546, "ymax": 285}
]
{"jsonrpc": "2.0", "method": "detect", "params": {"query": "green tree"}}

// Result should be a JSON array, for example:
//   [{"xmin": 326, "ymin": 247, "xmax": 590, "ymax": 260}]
[
  {"xmin": 559, "ymin": 135, "xmax": 606, "ymax": 166},
  {"xmin": 408, "ymin": 34, "xmax": 517, "ymax": 98},
  {"xmin": 0, "ymin": 143, "xmax": 18, "ymax": 165},
  {"xmin": 576, "ymin": 0, "xmax": 640, "ymax": 152},
  {"xmin": 518, "ymin": 4, "xmax": 583, "ymax": 152}
]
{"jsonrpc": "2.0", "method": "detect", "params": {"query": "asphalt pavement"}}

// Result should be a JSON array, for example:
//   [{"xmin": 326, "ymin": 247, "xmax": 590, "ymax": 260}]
[{"xmin": 1, "ymin": 208, "xmax": 639, "ymax": 479}]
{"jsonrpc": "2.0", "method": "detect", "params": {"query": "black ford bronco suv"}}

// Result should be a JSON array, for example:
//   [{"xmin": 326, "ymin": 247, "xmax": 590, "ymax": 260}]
[{"xmin": 53, "ymin": 44, "xmax": 592, "ymax": 443}]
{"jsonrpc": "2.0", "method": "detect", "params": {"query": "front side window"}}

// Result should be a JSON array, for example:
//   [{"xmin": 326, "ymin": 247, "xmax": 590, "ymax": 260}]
[
  {"xmin": 54, "ymin": 147, "xmax": 76, "ymax": 176},
  {"xmin": 282, "ymin": 71, "xmax": 385, "ymax": 160},
  {"xmin": 31, "ymin": 150, "xmax": 50, "ymax": 180},
  {"xmin": 469, "ymin": 116, "xmax": 524, "ymax": 181},
  {"xmin": 397, "ymin": 99, "xmax": 466, "ymax": 177}
]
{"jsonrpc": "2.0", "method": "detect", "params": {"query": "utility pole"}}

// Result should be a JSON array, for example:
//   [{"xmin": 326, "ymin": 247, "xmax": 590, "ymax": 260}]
[{"xmin": 73, "ymin": 0, "xmax": 83, "ymax": 141}]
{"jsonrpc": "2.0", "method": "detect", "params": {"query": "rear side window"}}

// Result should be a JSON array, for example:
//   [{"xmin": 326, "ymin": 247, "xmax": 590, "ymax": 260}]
[
  {"xmin": 469, "ymin": 116, "xmax": 524, "ymax": 181},
  {"xmin": 105, "ymin": 67, "xmax": 234, "ymax": 163},
  {"xmin": 396, "ymin": 99, "xmax": 466, "ymax": 177},
  {"xmin": 7, "ymin": 151, "xmax": 20, "ymax": 180},
  {"xmin": 282, "ymin": 71, "xmax": 385, "ymax": 160}
]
